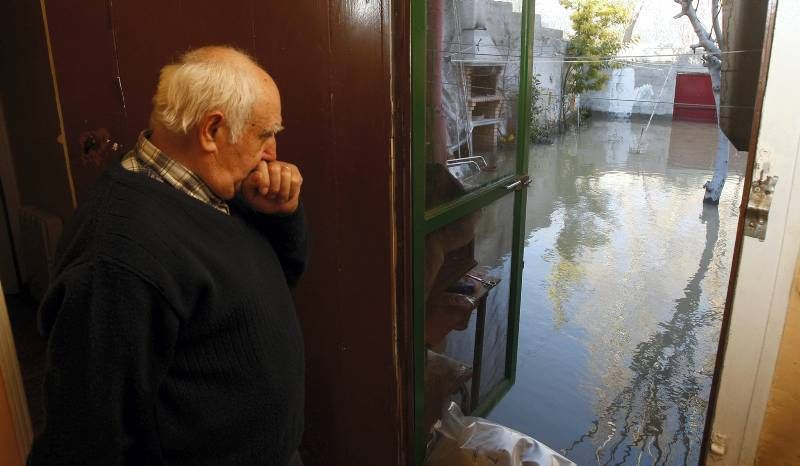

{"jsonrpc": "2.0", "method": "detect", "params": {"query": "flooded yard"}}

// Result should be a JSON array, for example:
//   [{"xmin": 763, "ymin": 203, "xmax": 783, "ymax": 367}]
[{"xmin": 489, "ymin": 117, "xmax": 746, "ymax": 465}]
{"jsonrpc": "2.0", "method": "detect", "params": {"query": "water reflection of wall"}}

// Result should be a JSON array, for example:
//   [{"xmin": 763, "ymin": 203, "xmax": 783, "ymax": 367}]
[
  {"xmin": 525, "ymin": 143, "xmax": 560, "ymax": 235},
  {"xmin": 669, "ymin": 121, "xmax": 725, "ymax": 170}
]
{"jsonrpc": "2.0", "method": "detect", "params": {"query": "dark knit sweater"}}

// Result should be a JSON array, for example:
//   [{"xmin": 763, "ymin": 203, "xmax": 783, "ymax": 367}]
[{"xmin": 28, "ymin": 160, "xmax": 308, "ymax": 466}]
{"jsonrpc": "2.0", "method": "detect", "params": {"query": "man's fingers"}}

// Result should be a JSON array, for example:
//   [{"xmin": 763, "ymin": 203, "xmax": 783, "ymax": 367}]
[
  {"xmin": 279, "ymin": 166, "xmax": 292, "ymax": 201},
  {"xmin": 289, "ymin": 171, "xmax": 303, "ymax": 202},
  {"xmin": 244, "ymin": 162, "xmax": 302, "ymax": 214},
  {"xmin": 268, "ymin": 163, "xmax": 282, "ymax": 198},
  {"xmin": 258, "ymin": 169, "xmax": 270, "ymax": 195},
  {"xmin": 248, "ymin": 161, "xmax": 269, "ymax": 196}
]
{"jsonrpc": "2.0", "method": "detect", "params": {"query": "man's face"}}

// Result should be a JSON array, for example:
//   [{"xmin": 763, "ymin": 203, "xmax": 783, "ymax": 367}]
[{"xmin": 215, "ymin": 80, "xmax": 282, "ymax": 199}]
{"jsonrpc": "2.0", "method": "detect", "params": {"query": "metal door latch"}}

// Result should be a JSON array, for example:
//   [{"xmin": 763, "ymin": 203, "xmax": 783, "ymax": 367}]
[
  {"xmin": 465, "ymin": 273, "xmax": 498, "ymax": 289},
  {"xmin": 744, "ymin": 166, "xmax": 778, "ymax": 241},
  {"xmin": 709, "ymin": 432, "xmax": 727, "ymax": 457},
  {"xmin": 505, "ymin": 175, "xmax": 532, "ymax": 191}
]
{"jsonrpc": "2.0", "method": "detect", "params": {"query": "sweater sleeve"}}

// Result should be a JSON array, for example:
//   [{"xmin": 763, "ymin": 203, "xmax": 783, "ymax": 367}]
[
  {"xmin": 229, "ymin": 198, "xmax": 310, "ymax": 288},
  {"xmin": 29, "ymin": 258, "xmax": 179, "ymax": 466}
]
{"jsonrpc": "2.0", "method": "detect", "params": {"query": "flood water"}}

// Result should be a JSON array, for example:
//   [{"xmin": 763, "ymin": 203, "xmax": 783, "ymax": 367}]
[{"xmin": 489, "ymin": 117, "xmax": 746, "ymax": 465}]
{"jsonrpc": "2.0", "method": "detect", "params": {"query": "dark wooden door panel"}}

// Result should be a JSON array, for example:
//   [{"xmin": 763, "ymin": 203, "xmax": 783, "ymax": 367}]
[
  {"xmin": 324, "ymin": 2, "xmax": 398, "ymax": 464},
  {"xmin": 105, "ymin": 0, "xmax": 187, "ymax": 147},
  {"xmin": 0, "ymin": 0, "xmax": 75, "ymax": 221},
  {"xmin": 110, "ymin": 0, "xmax": 258, "ymax": 145},
  {"xmin": 43, "ymin": 0, "xmax": 123, "ymax": 202},
  {"xmin": 45, "ymin": 1, "xmax": 404, "ymax": 464},
  {"xmin": 252, "ymin": 3, "xmax": 340, "ymax": 461}
]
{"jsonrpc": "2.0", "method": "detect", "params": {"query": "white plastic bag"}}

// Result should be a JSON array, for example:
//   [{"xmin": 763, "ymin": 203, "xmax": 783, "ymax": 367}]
[{"xmin": 425, "ymin": 403, "xmax": 575, "ymax": 466}]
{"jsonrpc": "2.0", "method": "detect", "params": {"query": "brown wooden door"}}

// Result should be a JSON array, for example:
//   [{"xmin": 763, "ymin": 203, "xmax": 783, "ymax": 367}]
[{"xmin": 42, "ymin": 1, "xmax": 407, "ymax": 464}]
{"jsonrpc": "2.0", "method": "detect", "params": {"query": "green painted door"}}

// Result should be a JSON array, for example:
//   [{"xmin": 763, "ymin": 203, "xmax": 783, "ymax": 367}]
[{"xmin": 411, "ymin": 0, "xmax": 535, "ymax": 462}]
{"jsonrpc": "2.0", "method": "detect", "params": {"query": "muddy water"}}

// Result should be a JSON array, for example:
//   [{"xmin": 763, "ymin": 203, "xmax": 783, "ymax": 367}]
[{"xmin": 489, "ymin": 118, "xmax": 746, "ymax": 465}]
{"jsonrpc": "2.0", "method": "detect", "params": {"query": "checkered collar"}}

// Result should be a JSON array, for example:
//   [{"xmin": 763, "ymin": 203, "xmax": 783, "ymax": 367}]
[{"xmin": 121, "ymin": 131, "xmax": 230, "ymax": 215}]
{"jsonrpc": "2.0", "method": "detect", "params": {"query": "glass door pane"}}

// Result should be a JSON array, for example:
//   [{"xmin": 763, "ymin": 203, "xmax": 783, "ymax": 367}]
[
  {"xmin": 423, "ymin": 194, "xmax": 515, "ymax": 433},
  {"xmin": 425, "ymin": 0, "xmax": 523, "ymax": 211},
  {"xmin": 412, "ymin": 0, "xmax": 533, "ymax": 463}
]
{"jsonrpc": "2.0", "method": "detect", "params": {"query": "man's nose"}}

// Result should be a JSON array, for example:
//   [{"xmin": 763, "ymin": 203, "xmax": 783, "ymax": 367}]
[{"xmin": 261, "ymin": 141, "xmax": 277, "ymax": 161}]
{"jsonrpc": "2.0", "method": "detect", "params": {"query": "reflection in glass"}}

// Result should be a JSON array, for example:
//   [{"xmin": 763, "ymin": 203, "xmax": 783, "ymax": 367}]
[
  {"xmin": 426, "ymin": 0, "xmax": 522, "ymax": 210},
  {"xmin": 423, "ymin": 194, "xmax": 514, "ymax": 435}
]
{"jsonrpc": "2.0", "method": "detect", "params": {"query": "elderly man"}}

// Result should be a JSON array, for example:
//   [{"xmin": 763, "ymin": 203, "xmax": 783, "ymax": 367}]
[{"xmin": 28, "ymin": 46, "xmax": 308, "ymax": 465}]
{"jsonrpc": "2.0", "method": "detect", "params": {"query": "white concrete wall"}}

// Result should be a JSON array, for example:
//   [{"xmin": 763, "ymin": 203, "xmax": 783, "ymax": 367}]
[
  {"xmin": 486, "ymin": 0, "xmax": 522, "ymax": 97},
  {"xmin": 454, "ymin": 3, "xmax": 569, "ymax": 130},
  {"xmin": 536, "ymin": 0, "xmax": 711, "ymax": 118},
  {"xmin": 482, "ymin": 5, "xmax": 568, "ymax": 129},
  {"xmin": 531, "ymin": 14, "xmax": 566, "ymax": 99},
  {"xmin": 582, "ymin": 60, "xmax": 707, "ymax": 118},
  {"xmin": 530, "ymin": 14, "xmax": 567, "ymax": 126}
]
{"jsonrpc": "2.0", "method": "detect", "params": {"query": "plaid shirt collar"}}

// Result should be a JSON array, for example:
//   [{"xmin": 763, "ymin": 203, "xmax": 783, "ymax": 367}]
[{"xmin": 121, "ymin": 131, "xmax": 230, "ymax": 215}]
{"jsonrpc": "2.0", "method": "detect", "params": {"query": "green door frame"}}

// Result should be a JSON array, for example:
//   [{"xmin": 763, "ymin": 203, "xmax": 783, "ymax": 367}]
[{"xmin": 410, "ymin": 0, "xmax": 535, "ymax": 462}]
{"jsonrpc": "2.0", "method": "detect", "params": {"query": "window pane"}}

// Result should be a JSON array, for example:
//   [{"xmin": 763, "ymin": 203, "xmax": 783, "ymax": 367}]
[
  {"xmin": 423, "ymin": 193, "xmax": 515, "ymax": 435},
  {"xmin": 425, "ymin": 0, "xmax": 523, "ymax": 211}
]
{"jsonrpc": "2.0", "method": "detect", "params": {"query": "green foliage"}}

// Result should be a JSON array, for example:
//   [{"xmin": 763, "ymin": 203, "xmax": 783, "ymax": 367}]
[
  {"xmin": 560, "ymin": 0, "xmax": 631, "ymax": 94},
  {"xmin": 529, "ymin": 76, "xmax": 554, "ymax": 144}
]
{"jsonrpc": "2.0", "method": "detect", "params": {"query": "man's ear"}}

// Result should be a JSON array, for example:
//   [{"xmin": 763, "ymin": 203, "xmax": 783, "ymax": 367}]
[{"xmin": 199, "ymin": 112, "xmax": 224, "ymax": 152}]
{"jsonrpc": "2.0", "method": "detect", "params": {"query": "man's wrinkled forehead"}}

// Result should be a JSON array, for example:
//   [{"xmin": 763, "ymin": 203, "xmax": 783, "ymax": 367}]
[{"xmin": 253, "ymin": 75, "xmax": 283, "ymax": 129}]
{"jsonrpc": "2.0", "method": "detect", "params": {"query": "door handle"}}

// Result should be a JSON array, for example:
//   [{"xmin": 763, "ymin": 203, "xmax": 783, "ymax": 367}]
[
  {"xmin": 505, "ymin": 175, "xmax": 532, "ymax": 191},
  {"xmin": 79, "ymin": 128, "xmax": 121, "ymax": 166}
]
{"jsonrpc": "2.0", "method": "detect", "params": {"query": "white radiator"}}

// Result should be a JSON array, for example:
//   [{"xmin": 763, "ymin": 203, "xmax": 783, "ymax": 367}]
[{"xmin": 18, "ymin": 206, "xmax": 62, "ymax": 301}]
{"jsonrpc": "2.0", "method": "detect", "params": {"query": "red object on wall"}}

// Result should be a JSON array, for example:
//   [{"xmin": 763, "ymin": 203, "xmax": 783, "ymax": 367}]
[{"xmin": 673, "ymin": 72, "xmax": 717, "ymax": 123}]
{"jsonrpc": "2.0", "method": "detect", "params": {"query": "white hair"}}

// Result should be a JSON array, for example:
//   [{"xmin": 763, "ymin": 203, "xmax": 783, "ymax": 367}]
[{"xmin": 150, "ymin": 47, "xmax": 262, "ymax": 143}]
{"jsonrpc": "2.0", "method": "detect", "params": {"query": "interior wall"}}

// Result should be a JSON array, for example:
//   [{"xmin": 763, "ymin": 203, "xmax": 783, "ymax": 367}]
[
  {"xmin": 756, "ymin": 252, "xmax": 800, "ymax": 464},
  {"xmin": 0, "ymin": 0, "xmax": 74, "ymax": 225},
  {"xmin": 0, "ymin": 284, "xmax": 30, "ymax": 465},
  {"xmin": 0, "ymin": 99, "xmax": 21, "ymax": 293},
  {"xmin": 42, "ymin": 0, "xmax": 404, "ymax": 464},
  {"xmin": 0, "ymin": 369, "xmax": 23, "ymax": 466},
  {"xmin": 0, "ymin": 188, "xmax": 18, "ymax": 293}
]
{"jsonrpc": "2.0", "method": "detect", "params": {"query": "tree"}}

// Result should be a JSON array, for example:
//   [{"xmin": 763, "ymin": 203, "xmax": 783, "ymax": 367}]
[
  {"xmin": 674, "ymin": 0, "xmax": 730, "ymax": 204},
  {"xmin": 559, "ymin": 0, "xmax": 631, "ymax": 127}
]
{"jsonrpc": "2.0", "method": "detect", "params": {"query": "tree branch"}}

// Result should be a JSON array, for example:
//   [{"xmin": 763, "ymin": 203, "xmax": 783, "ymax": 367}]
[
  {"xmin": 623, "ymin": 0, "xmax": 646, "ymax": 44},
  {"xmin": 673, "ymin": 0, "xmax": 684, "ymax": 19},
  {"xmin": 711, "ymin": 0, "xmax": 723, "ymax": 45},
  {"xmin": 675, "ymin": 0, "xmax": 722, "ymax": 59}
]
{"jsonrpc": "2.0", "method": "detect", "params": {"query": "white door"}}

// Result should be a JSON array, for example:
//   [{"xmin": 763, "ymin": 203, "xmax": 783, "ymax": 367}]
[{"xmin": 706, "ymin": 0, "xmax": 800, "ymax": 463}]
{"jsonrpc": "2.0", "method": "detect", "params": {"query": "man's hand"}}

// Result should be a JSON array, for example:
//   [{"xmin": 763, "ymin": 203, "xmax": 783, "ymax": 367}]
[{"xmin": 241, "ymin": 161, "xmax": 303, "ymax": 214}]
